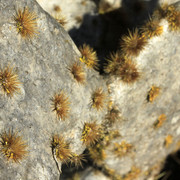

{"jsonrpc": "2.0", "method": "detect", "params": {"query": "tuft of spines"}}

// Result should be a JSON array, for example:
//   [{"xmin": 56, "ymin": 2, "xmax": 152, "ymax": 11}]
[
  {"xmin": 0, "ymin": 129, "xmax": 27, "ymax": 163},
  {"xmin": 141, "ymin": 18, "xmax": 163, "ymax": 38},
  {"xmin": 13, "ymin": 7, "xmax": 38, "ymax": 39},
  {"xmin": 51, "ymin": 90, "xmax": 70, "ymax": 120},
  {"xmin": 81, "ymin": 122, "xmax": 103, "ymax": 146},
  {"xmin": 118, "ymin": 59, "xmax": 140, "ymax": 84},
  {"xmin": 103, "ymin": 130, "xmax": 120, "ymax": 146},
  {"xmin": 51, "ymin": 135, "xmax": 72, "ymax": 164},
  {"xmin": 0, "ymin": 65, "xmax": 21, "ymax": 97},
  {"xmin": 88, "ymin": 143, "xmax": 106, "ymax": 166},
  {"xmin": 120, "ymin": 28, "xmax": 147, "ymax": 57},
  {"xmin": 165, "ymin": 5, "xmax": 180, "ymax": 31},
  {"xmin": 98, "ymin": 1, "xmax": 112, "ymax": 14},
  {"xmin": 106, "ymin": 106, "xmax": 121, "ymax": 125},
  {"xmin": 70, "ymin": 153, "xmax": 86, "ymax": 168},
  {"xmin": 154, "ymin": 114, "xmax": 166, "ymax": 129},
  {"xmin": 164, "ymin": 135, "xmax": 173, "ymax": 148},
  {"xmin": 105, "ymin": 54, "xmax": 140, "ymax": 83},
  {"xmin": 75, "ymin": 16, "xmax": 83, "ymax": 24},
  {"xmin": 154, "ymin": 3, "xmax": 180, "ymax": 31},
  {"xmin": 147, "ymin": 86, "xmax": 160, "ymax": 102},
  {"xmin": 113, "ymin": 141, "xmax": 133, "ymax": 157},
  {"xmin": 104, "ymin": 51, "xmax": 125, "ymax": 75},
  {"xmin": 158, "ymin": 3, "xmax": 169, "ymax": 18},
  {"xmin": 52, "ymin": 5, "xmax": 67, "ymax": 27},
  {"xmin": 53, "ymin": 5, "xmax": 61, "ymax": 12},
  {"xmin": 91, "ymin": 88, "xmax": 107, "ymax": 111},
  {"xmin": 69, "ymin": 62, "xmax": 86, "ymax": 84},
  {"xmin": 79, "ymin": 44, "xmax": 99, "ymax": 69},
  {"xmin": 53, "ymin": 13, "xmax": 67, "ymax": 27},
  {"xmin": 123, "ymin": 166, "xmax": 141, "ymax": 180}
]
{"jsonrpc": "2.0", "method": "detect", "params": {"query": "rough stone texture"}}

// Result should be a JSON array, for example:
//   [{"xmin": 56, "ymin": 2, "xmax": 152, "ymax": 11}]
[
  {"xmin": 104, "ymin": 5, "xmax": 180, "ymax": 179},
  {"xmin": 68, "ymin": 168, "xmax": 111, "ymax": 180},
  {"xmin": 36, "ymin": 0, "xmax": 96, "ymax": 31},
  {"xmin": 0, "ymin": 0, "xmax": 107, "ymax": 179}
]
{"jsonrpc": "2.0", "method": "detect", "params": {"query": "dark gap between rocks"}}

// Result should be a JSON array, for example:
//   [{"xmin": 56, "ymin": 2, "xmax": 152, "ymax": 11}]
[
  {"xmin": 69, "ymin": 0, "xmax": 159, "ymax": 74},
  {"xmin": 158, "ymin": 150, "xmax": 180, "ymax": 180}
]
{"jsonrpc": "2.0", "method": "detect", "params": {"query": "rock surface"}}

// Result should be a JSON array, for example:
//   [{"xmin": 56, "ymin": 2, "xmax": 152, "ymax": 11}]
[
  {"xmin": 105, "ymin": 18, "xmax": 180, "ymax": 179},
  {"xmin": 0, "ymin": 0, "xmax": 107, "ymax": 179},
  {"xmin": 68, "ymin": 167, "xmax": 111, "ymax": 180},
  {"xmin": 36, "ymin": 0, "xmax": 97, "ymax": 31}
]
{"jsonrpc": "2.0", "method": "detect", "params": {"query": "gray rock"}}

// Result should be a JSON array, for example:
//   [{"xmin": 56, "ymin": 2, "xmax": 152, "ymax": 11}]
[
  {"xmin": 69, "ymin": 167, "xmax": 111, "ymax": 180},
  {"xmin": 36, "ymin": 0, "xmax": 97, "ymax": 31},
  {"xmin": 0, "ymin": 0, "xmax": 107, "ymax": 179},
  {"xmin": 104, "ymin": 3, "xmax": 180, "ymax": 179}
]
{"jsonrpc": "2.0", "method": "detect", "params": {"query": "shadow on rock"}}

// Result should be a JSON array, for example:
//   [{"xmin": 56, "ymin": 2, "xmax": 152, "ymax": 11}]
[
  {"xmin": 158, "ymin": 150, "xmax": 180, "ymax": 180},
  {"xmin": 69, "ymin": 0, "xmax": 159, "ymax": 74}
]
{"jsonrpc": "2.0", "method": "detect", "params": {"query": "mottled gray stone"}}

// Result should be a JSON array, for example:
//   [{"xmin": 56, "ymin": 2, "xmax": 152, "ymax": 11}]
[
  {"xmin": 69, "ymin": 167, "xmax": 111, "ymax": 180},
  {"xmin": 36, "ymin": 0, "xmax": 97, "ymax": 31},
  {"xmin": 0, "ymin": 0, "xmax": 107, "ymax": 179},
  {"xmin": 105, "ymin": 5, "xmax": 180, "ymax": 179}
]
